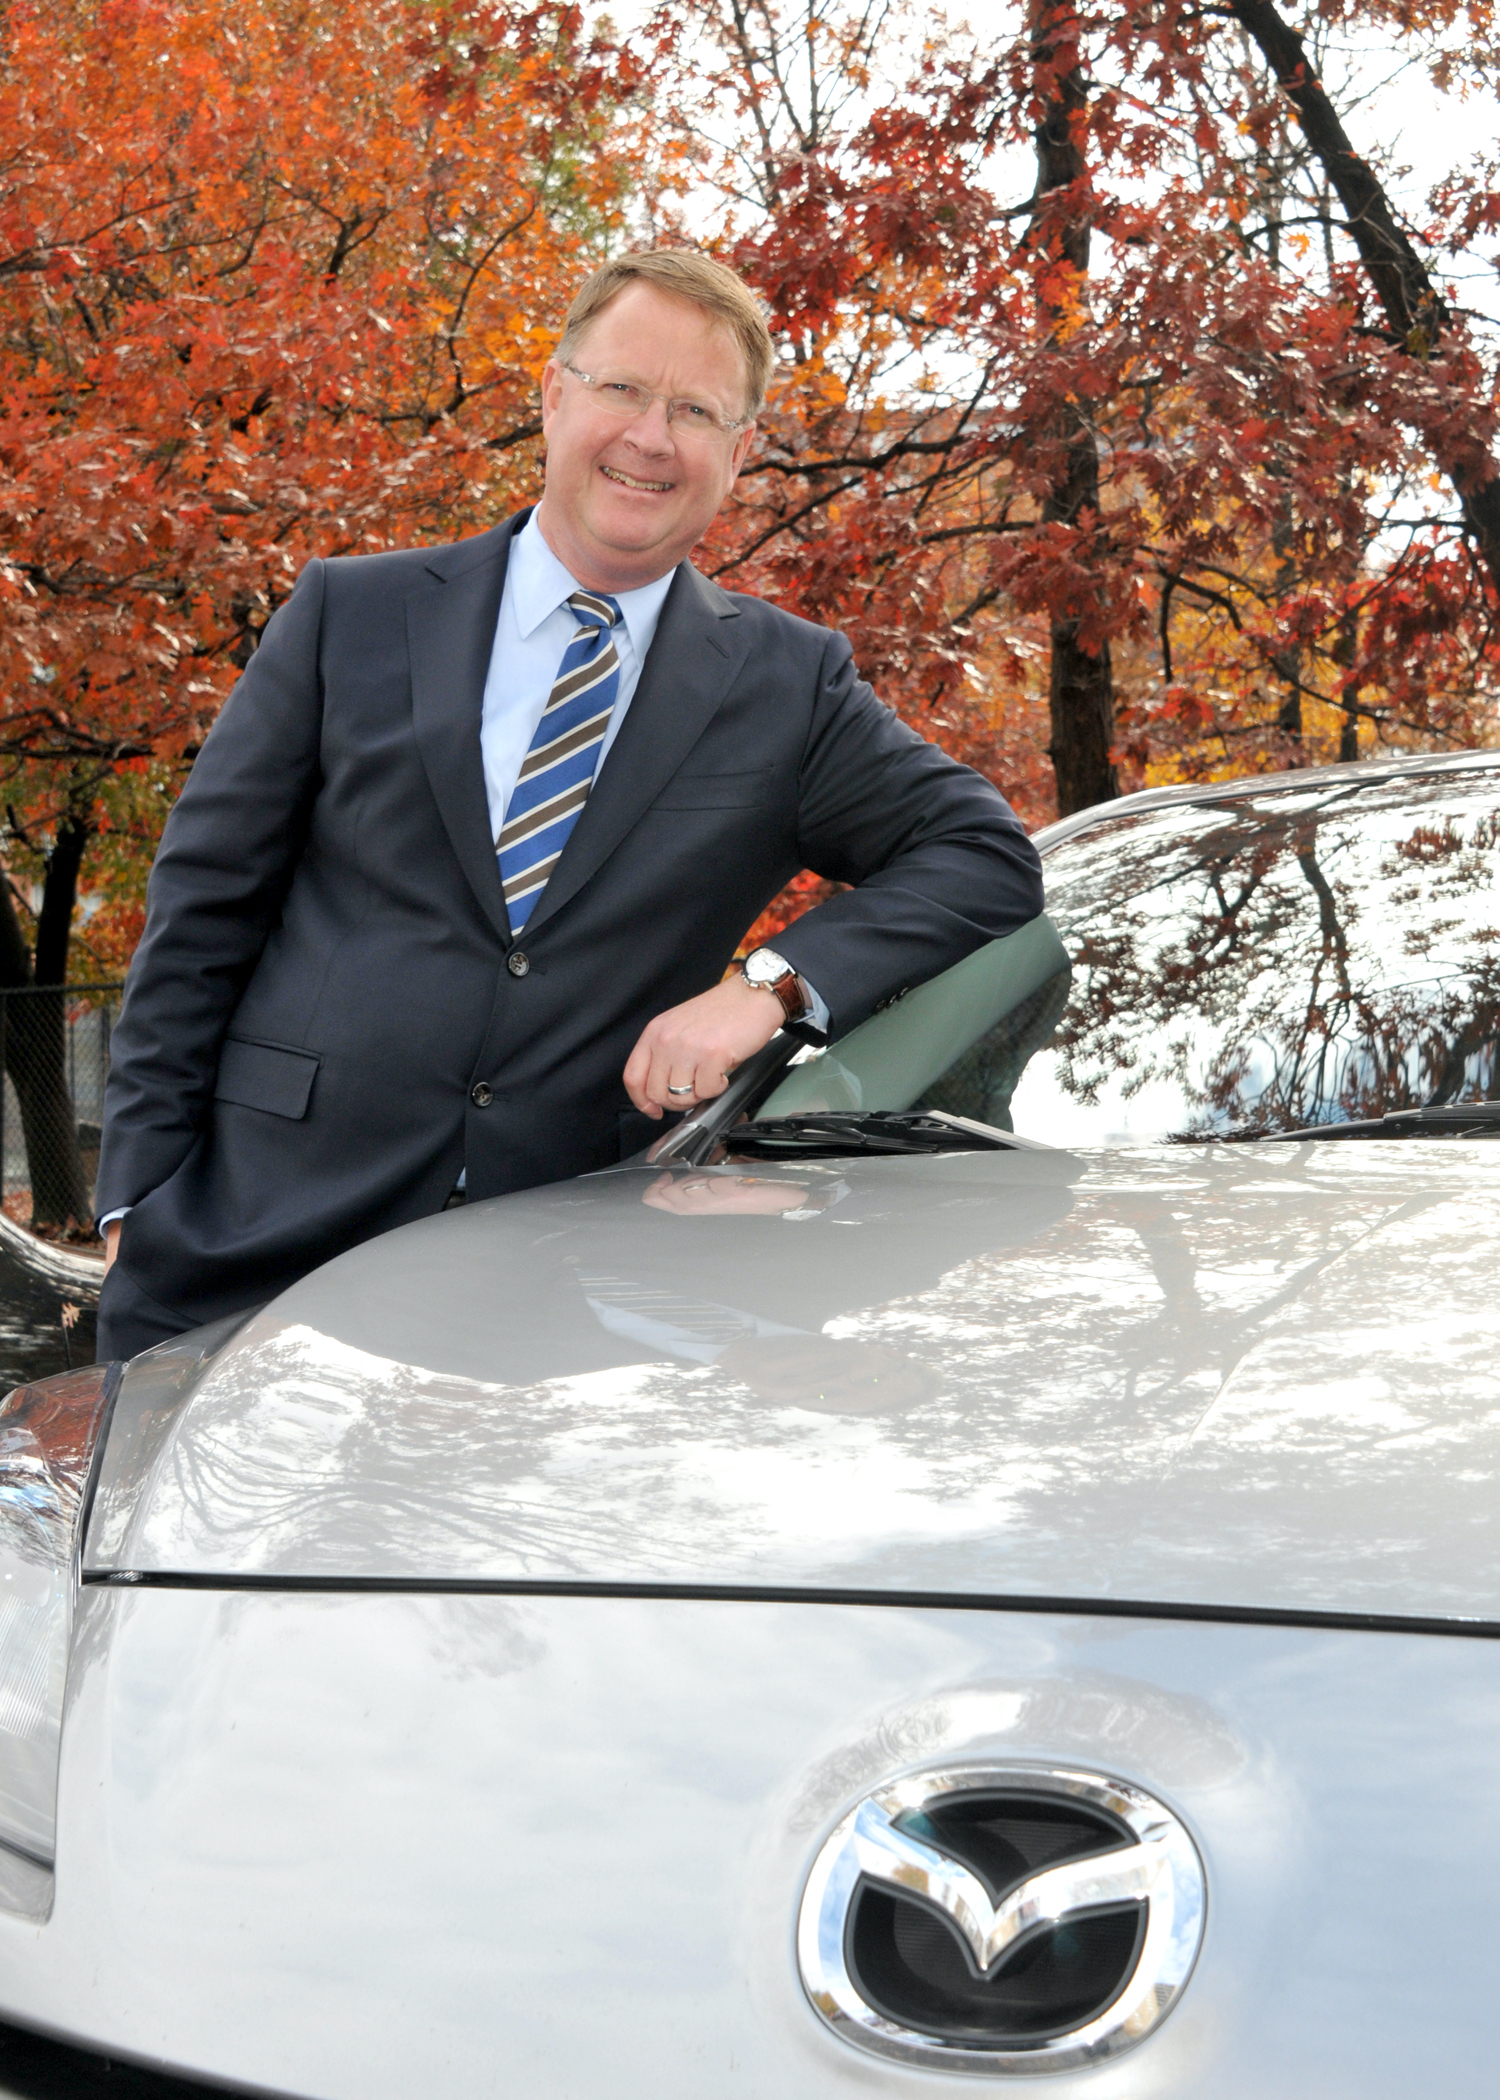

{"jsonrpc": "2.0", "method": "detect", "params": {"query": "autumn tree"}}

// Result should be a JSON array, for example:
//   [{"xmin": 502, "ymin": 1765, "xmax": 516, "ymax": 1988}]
[
  {"xmin": 1228, "ymin": 0, "xmax": 1500, "ymax": 589},
  {"xmin": 1109, "ymin": 0, "xmax": 1500, "ymax": 777},
  {"xmin": 650, "ymin": 0, "xmax": 1500, "ymax": 837}
]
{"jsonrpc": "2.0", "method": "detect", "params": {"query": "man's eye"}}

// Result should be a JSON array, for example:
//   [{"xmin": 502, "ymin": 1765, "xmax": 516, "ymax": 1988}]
[
  {"xmin": 605, "ymin": 383, "xmax": 638, "ymax": 398},
  {"xmin": 678, "ymin": 402, "xmax": 713, "ymax": 422}
]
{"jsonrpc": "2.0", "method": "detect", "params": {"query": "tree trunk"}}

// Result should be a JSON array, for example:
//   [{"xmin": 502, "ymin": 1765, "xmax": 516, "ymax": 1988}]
[
  {"xmin": 1048, "ymin": 620, "xmax": 1117, "ymax": 816},
  {"xmin": 33, "ymin": 812, "xmax": 88, "ymax": 987},
  {"xmin": 1334, "ymin": 607, "xmax": 1360, "ymax": 762},
  {"xmin": 0, "ymin": 812, "xmax": 92, "ymax": 1231},
  {"xmin": 1032, "ymin": 0, "xmax": 1118, "ymax": 816},
  {"xmin": 0, "ymin": 878, "xmax": 30, "ymax": 994},
  {"xmin": 1229, "ymin": 0, "xmax": 1500, "ymax": 596},
  {"xmin": 1269, "ymin": 497, "xmax": 1303, "ymax": 750}
]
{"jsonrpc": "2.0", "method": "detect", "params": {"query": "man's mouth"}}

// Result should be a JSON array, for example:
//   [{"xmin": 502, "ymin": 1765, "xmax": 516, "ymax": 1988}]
[{"xmin": 600, "ymin": 464, "xmax": 674, "ymax": 493}]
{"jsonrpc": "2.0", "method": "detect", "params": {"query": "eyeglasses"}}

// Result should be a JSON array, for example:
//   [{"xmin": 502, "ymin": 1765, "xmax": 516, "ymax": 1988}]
[{"xmin": 561, "ymin": 361, "xmax": 753, "ymax": 441}]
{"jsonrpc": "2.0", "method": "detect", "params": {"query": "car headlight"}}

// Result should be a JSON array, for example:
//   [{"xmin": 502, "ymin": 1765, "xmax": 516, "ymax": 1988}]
[{"xmin": 0, "ymin": 1361, "xmax": 121, "ymax": 1916}]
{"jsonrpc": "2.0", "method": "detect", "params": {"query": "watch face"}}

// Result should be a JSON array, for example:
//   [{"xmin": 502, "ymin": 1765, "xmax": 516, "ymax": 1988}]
[{"xmin": 745, "ymin": 948, "xmax": 791, "ymax": 987}]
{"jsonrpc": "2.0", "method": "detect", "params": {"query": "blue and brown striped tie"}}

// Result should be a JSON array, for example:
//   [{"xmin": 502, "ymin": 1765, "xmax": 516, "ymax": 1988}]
[{"xmin": 497, "ymin": 589, "xmax": 622, "ymax": 932}]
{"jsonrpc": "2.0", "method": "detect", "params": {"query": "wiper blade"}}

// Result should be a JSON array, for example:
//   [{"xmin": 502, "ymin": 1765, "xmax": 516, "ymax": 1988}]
[
  {"xmin": 639, "ymin": 1048, "xmax": 1054, "ymax": 1170},
  {"xmin": 723, "ymin": 1109, "xmax": 1049, "ymax": 1161},
  {"xmin": 1245, "ymin": 1103, "xmax": 1500, "ymax": 1143}
]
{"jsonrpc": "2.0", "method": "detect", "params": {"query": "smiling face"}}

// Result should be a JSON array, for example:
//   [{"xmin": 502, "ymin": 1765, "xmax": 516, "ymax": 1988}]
[{"xmin": 533, "ymin": 283, "xmax": 757, "ymax": 593}]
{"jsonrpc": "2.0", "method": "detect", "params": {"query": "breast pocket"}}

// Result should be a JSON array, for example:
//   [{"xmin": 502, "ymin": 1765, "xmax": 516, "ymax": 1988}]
[
  {"xmin": 214, "ymin": 1037, "xmax": 321, "ymax": 1121},
  {"xmin": 650, "ymin": 764, "xmax": 774, "ymax": 811}
]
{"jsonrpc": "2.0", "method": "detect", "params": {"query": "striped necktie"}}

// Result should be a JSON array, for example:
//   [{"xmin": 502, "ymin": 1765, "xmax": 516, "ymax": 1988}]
[{"xmin": 497, "ymin": 589, "xmax": 622, "ymax": 932}]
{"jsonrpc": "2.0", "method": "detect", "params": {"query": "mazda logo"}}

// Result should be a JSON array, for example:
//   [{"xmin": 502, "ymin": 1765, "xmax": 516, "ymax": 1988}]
[{"xmin": 796, "ymin": 1761, "xmax": 1206, "ymax": 2072}]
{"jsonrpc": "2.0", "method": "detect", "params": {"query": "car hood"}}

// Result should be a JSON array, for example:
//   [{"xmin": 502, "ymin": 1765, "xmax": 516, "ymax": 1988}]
[{"xmin": 90, "ymin": 1143, "xmax": 1500, "ymax": 1622}]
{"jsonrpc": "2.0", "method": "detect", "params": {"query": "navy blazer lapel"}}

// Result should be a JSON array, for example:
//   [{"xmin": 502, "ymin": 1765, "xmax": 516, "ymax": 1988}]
[
  {"xmin": 523, "ymin": 562, "xmax": 746, "ymax": 936},
  {"xmin": 407, "ymin": 515, "xmax": 521, "ymax": 945}
]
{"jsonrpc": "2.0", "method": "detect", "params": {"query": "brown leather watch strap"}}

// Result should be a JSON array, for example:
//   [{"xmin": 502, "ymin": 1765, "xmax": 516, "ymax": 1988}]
[
  {"xmin": 743, "ymin": 960, "xmax": 808, "ymax": 1024},
  {"xmin": 767, "ymin": 969, "xmax": 808, "ymax": 1025}
]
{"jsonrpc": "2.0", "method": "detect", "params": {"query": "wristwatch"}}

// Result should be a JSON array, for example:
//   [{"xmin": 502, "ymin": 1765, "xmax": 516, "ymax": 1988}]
[{"xmin": 741, "ymin": 946, "xmax": 809, "ymax": 1026}]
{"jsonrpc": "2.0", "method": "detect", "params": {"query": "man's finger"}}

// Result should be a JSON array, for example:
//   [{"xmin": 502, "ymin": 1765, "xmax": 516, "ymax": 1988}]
[
  {"xmin": 623, "ymin": 1031, "xmax": 663, "ymax": 1117},
  {"xmin": 650, "ymin": 1044, "xmax": 692, "ymax": 1108}
]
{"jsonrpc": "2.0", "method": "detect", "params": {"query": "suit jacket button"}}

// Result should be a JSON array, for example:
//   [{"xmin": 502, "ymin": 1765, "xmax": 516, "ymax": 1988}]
[
  {"xmin": 507, "ymin": 950, "xmax": 530, "ymax": 977},
  {"xmin": 470, "ymin": 1081, "xmax": 494, "ymax": 1109}
]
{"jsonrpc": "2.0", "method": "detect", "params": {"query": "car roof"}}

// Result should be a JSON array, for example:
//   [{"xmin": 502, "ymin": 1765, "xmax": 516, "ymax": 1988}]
[{"xmin": 1032, "ymin": 745, "xmax": 1500, "ymax": 853}]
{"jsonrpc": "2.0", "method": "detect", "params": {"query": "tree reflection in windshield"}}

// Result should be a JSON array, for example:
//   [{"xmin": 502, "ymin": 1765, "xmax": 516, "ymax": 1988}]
[{"xmin": 938, "ymin": 767, "xmax": 1500, "ymax": 1143}]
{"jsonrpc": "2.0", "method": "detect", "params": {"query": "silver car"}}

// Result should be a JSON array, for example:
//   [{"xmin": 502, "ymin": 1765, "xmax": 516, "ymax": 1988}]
[{"xmin": 3, "ymin": 748, "xmax": 1499, "ymax": 2096}]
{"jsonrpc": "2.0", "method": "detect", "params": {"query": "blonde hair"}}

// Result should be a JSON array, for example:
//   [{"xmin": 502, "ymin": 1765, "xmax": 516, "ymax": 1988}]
[{"xmin": 557, "ymin": 250, "xmax": 774, "ymax": 419}]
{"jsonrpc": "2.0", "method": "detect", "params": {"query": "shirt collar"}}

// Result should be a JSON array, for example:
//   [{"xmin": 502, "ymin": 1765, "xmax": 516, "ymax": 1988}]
[{"xmin": 510, "ymin": 510, "xmax": 678, "ymax": 657}]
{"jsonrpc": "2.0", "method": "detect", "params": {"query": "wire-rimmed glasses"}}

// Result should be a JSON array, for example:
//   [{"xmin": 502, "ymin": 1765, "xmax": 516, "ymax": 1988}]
[{"xmin": 561, "ymin": 361, "xmax": 752, "ymax": 441}]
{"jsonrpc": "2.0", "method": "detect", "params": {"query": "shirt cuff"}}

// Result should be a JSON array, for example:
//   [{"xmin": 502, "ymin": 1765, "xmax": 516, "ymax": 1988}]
[
  {"xmin": 97, "ymin": 1207, "xmax": 130, "ymax": 1237},
  {"xmin": 799, "ymin": 976, "xmax": 831, "ymax": 1034}
]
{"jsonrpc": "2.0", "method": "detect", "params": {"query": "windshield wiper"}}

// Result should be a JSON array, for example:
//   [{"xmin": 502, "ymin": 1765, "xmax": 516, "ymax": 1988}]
[
  {"xmin": 639, "ymin": 1039, "xmax": 1052, "ymax": 1170},
  {"xmin": 643, "ymin": 1031, "xmax": 808, "ymax": 1169},
  {"xmin": 722, "ymin": 1109, "xmax": 1050, "ymax": 1161},
  {"xmin": 1245, "ymin": 1103, "xmax": 1500, "ymax": 1143}
]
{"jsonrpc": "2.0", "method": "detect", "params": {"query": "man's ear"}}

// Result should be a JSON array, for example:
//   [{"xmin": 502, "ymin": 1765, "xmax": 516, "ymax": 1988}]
[
  {"xmin": 539, "ymin": 358, "xmax": 565, "ymax": 436},
  {"xmin": 725, "ymin": 418, "xmax": 757, "ymax": 487}
]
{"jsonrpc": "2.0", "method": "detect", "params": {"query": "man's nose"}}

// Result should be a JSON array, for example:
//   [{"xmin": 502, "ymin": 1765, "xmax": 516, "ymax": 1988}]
[{"xmin": 622, "ymin": 395, "xmax": 676, "ymax": 453}]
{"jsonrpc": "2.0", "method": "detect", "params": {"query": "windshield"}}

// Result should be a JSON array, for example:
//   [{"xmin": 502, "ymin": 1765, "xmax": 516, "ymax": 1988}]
[{"xmin": 753, "ymin": 764, "xmax": 1500, "ymax": 1146}]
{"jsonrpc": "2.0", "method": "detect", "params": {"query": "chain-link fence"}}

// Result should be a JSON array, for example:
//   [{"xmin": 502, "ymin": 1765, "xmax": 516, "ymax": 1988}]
[{"xmin": 0, "ymin": 985, "xmax": 122, "ymax": 1238}]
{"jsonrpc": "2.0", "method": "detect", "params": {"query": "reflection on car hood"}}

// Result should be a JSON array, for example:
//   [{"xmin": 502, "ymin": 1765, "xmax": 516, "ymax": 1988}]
[{"xmin": 94, "ymin": 1145, "xmax": 1500, "ymax": 1621}]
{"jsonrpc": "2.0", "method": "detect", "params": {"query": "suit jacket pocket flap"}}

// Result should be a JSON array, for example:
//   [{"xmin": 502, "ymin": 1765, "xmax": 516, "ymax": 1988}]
[{"xmin": 214, "ymin": 1037, "xmax": 320, "ymax": 1120}]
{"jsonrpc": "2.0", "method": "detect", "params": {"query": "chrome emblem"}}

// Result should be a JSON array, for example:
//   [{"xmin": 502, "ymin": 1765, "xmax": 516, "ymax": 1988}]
[{"xmin": 796, "ymin": 1762, "xmax": 1206, "ymax": 2073}]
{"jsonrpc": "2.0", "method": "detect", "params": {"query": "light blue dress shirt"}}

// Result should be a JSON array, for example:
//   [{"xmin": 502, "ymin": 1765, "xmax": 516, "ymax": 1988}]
[{"xmin": 480, "ymin": 511, "xmax": 676, "ymax": 839}]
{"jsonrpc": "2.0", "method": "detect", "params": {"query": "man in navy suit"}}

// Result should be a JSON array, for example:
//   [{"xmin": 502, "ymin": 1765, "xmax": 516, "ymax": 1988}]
[{"xmin": 95, "ymin": 249, "xmax": 1043, "ymax": 1359}]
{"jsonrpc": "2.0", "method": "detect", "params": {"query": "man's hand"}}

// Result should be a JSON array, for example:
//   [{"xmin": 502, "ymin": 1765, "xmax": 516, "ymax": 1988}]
[
  {"xmin": 103, "ymin": 1220, "xmax": 121, "ymax": 1274},
  {"xmin": 624, "ymin": 976, "xmax": 785, "ymax": 1117}
]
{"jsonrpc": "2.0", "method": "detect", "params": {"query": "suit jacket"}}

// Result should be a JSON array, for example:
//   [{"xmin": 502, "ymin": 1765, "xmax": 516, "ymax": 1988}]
[{"xmin": 96, "ymin": 510, "xmax": 1045, "ymax": 1326}]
